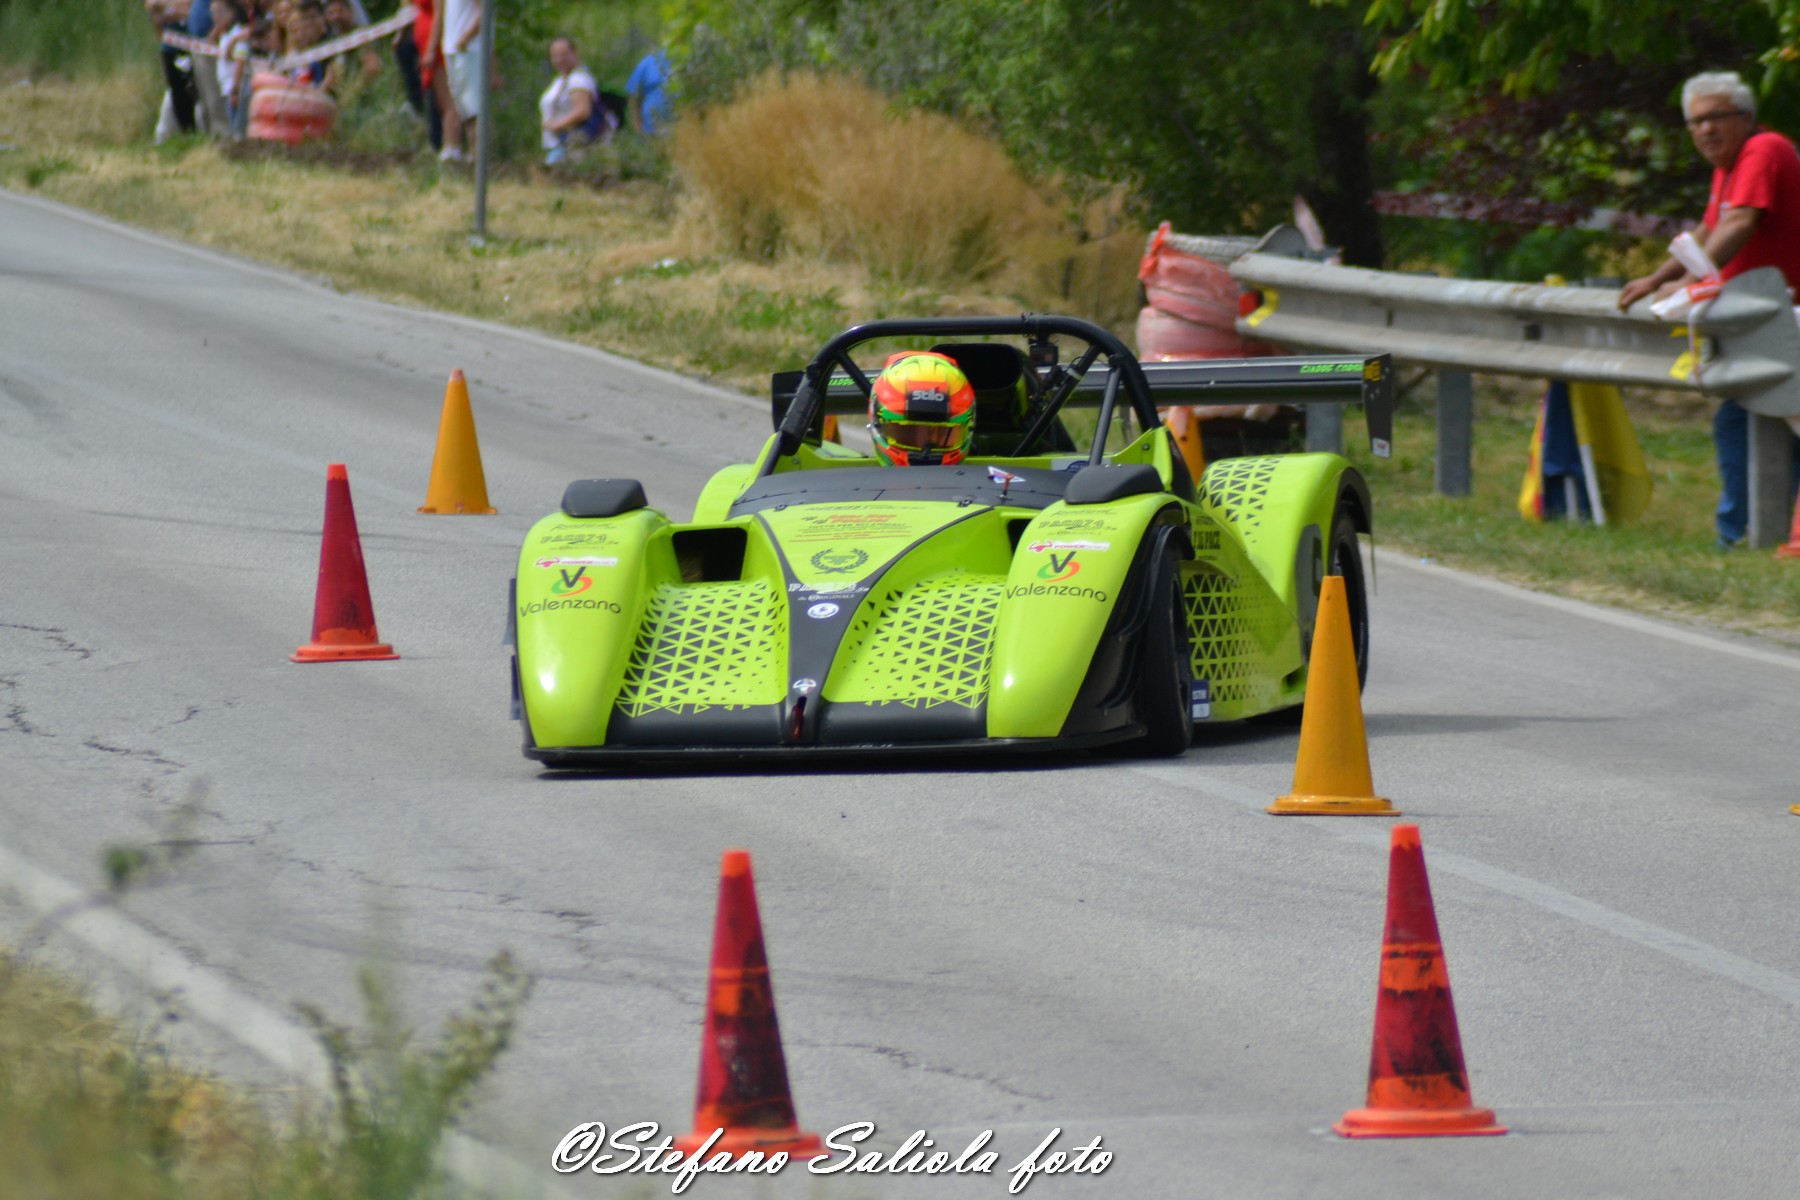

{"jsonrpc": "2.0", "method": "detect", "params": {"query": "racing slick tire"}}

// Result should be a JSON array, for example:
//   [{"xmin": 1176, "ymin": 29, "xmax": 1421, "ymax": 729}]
[
  {"xmin": 1134, "ymin": 543, "xmax": 1194, "ymax": 756},
  {"xmin": 1258, "ymin": 502, "xmax": 1368, "ymax": 725},
  {"xmin": 1328, "ymin": 508, "xmax": 1370, "ymax": 688}
]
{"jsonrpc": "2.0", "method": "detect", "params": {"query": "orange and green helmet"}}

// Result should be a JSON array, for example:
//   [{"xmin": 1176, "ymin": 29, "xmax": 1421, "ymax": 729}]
[{"xmin": 868, "ymin": 351, "xmax": 976, "ymax": 466}]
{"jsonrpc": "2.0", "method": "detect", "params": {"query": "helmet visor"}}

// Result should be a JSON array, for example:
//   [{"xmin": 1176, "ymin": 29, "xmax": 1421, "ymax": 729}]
[{"xmin": 874, "ymin": 422, "xmax": 967, "ymax": 451}]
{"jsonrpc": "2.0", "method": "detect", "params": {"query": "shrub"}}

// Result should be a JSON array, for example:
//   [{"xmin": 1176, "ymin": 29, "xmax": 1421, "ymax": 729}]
[{"xmin": 673, "ymin": 71, "xmax": 1074, "ymax": 292}]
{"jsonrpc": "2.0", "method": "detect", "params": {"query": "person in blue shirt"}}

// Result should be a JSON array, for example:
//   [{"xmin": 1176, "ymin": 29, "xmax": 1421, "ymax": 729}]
[{"xmin": 627, "ymin": 50, "xmax": 671, "ymax": 136}]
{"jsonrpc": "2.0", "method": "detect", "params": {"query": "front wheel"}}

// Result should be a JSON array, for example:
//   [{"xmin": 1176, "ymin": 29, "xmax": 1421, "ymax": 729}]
[{"xmin": 1133, "ymin": 544, "xmax": 1194, "ymax": 756}]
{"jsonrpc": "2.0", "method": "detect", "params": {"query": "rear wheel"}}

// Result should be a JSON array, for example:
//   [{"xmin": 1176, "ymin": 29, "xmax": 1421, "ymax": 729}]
[
  {"xmin": 1328, "ymin": 509, "xmax": 1369, "ymax": 688},
  {"xmin": 1258, "ymin": 503, "xmax": 1367, "ymax": 725},
  {"xmin": 1134, "ymin": 544, "xmax": 1194, "ymax": 756}
]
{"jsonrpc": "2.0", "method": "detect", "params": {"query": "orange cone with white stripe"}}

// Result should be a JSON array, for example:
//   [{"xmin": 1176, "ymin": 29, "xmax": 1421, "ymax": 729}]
[{"xmin": 1335, "ymin": 824, "xmax": 1506, "ymax": 1138}]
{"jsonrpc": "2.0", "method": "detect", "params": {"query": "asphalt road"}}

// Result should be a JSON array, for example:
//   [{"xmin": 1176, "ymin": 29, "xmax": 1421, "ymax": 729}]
[{"xmin": 4, "ymin": 188, "xmax": 1800, "ymax": 1200}]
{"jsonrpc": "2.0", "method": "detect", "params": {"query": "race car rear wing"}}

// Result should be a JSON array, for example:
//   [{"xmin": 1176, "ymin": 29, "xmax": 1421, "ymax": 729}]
[{"xmin": 771, "ymin": 353, "xmax": 1395, "ymax": 457}]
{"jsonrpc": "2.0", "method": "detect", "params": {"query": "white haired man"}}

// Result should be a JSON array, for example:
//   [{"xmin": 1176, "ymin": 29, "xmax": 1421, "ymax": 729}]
[{"xmin": 1619, "ymin": 71, "xmax": 1800, "ymax": 547}]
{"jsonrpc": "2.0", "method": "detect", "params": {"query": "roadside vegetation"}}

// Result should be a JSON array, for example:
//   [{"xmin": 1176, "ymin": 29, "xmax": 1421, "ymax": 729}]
[{"xmin": 0, "ymin": 800, "xmax": 532, "ymax": 1199}]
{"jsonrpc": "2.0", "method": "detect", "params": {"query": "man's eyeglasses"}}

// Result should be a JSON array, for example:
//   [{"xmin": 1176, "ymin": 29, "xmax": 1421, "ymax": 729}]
[{"xmin": 1686, "ymin": 109, "xmax": 1748, "ymax": 130}]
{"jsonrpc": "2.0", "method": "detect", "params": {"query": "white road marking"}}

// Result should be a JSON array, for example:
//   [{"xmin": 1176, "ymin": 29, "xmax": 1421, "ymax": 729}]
[
  {"xmin": 1129, "ymin": 764, "xmax": 1800, "ymax": 1010},
  {"xmin": 1377, "ymin": 548, "xmax": 1800, "ymax": 674}
]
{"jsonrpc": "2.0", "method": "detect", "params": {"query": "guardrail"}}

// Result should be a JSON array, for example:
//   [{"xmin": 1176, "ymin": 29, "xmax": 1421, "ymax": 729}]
[{"xmin": 1227, "ymin": 249, "xmax": 1800, "ymax": 546}]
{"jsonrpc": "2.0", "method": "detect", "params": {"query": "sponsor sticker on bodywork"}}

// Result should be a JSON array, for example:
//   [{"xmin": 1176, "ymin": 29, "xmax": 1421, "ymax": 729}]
[
  {"xmin": 534, "ymin": 556, "xmax": 619, "ymax": 568},
  {"xmin": 1026, "ymin": 540, "xmax": 1110, "ymax": 553},
  {"xmin": 1191, "ymin": 678, "xmax": 1212, "ymax": 720}
]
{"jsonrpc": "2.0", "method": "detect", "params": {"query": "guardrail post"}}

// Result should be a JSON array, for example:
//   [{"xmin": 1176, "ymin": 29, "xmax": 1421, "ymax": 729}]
[
  {"xmin": 1747, "ymin": 413, "xmax": 1795, "ymax": 548},
  {"xmin": 1435, "ymin": 370, "xmax": 1473, "ymax": 496},
  {"xmin": 1305, "ymin": 403, "xmax": 1343, "ymax": 453}
]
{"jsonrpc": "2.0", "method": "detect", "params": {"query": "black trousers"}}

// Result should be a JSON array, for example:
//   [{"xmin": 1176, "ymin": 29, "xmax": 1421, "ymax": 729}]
[
  {"xmin": 392, "ymin": 34, "xmax": 443, "ymax": 151},
  {"xmin": 157, "ymin": 28, "xmax": 198, "ymax": 134}
]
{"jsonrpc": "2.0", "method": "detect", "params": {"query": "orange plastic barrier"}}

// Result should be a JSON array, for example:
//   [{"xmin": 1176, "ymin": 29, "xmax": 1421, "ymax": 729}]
[
  {"xmin": 247, "ymin": 73, "xmax": 336, "ymax": 146},
  {"xmin": 1135, "ymin": 222, "xmax": 1274, "ymax": 361}
]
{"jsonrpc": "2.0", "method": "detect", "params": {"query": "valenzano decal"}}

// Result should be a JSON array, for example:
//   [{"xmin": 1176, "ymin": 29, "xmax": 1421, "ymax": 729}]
[
  {"xmin": 1037, "ymin": 552, "xmax": 1081, "ymax": 583},
  {"xmin": 519, "ymin": 597, "xmax": 623, "ymax": 616},
  {"xmin": 550, "ymin": 566, "xmax": 595, "ymax": 596},
  {"xmin": 1005, "ymin": 582, "xmax": 1109, "ymax": 603}
]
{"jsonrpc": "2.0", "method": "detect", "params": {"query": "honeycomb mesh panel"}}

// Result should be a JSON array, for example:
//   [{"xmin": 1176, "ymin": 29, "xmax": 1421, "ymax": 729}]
[
  {"xmin": 1186, "ymin": 566, "xmax": 1289, "ymax": 716},
  {"xmin": 828, "ymin": 575, "xmax": 1004, "ymax": 708},
  {"xmin": 1201, "ymin": 457, "xmax": 1281, "ymax": 541},
  {"xmin": 615, "ymin": 581, "xmax": 786, "ymax": 717}
]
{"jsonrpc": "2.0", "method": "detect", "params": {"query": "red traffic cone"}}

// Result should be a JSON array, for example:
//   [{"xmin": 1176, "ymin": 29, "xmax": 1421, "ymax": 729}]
[
  {"xmin": 673, "ymin": 851, "xmax": 822, "ymax": 1159},
  {"xmin": 1335, "ymin": 824, "xmax": 1506, "ymax": 1138},
  {"xmin": 292, "ymin": 464, "xmax": 398, "ymax": 663},
  {"xmin": 1775, "ymin": 492, "xmax": 1800, "ymax": 559}
]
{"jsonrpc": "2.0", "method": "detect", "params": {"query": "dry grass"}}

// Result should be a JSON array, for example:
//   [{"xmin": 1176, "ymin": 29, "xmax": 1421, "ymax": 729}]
[
  {"xmin": 0, "ymin": 952, "xmax": 271, "ymax": 1198},
  {"xmin": 0, "ymin": 73, "xmax": 1139, "ymax": 392},
  {"xmin": 674, "ymin": 71, "xmax": 1139, "ymax": 305},
  {"xmin": 0, "ymin": 71, "xmax": 161, "ymax": 148}
]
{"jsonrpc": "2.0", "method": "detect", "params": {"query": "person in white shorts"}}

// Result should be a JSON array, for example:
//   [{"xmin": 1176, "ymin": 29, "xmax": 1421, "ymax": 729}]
[{"xmin": 438, "ymin": 0, "xmax": 486, "ymax": 162}]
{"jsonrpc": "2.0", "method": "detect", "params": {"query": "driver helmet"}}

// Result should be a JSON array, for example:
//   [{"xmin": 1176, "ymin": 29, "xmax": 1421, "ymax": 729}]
[{"xmin": 868, "ymin": 351, "xmax": 976, "ymax": 466}]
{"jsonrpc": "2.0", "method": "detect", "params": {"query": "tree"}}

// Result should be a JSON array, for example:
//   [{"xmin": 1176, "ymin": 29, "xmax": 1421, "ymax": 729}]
[
  {"xmin": 672, "ymin": 0, "xmax": 1392, "ymax": 265},
  {"xmin": 1345, "ymin": 0, "xmax": 1797, "ymax": 223}
]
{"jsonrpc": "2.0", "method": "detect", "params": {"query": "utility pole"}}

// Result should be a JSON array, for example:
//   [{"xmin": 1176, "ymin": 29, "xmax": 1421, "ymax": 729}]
[{"xmin": 472, "ymin": 0, "xmax": 496, "ymax": 240}]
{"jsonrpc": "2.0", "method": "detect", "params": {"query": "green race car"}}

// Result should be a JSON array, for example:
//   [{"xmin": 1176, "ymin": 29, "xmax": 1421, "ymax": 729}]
[{"xmin": 510, "ymin": 315, "xmax": 1391, "ymax": 765}]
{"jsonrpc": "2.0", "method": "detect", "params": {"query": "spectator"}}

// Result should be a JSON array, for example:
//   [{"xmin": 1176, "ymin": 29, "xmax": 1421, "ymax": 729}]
[
  {"xmin": 438, "ymin": 0, "xmax": 487, "ymax": 162},
  {"xmin": 393, "ymin": 0, "xmax": 445, "ymax": 152},
  {"xmin": 1619, "ymin": 70, "xmax": 1800, "ymax": 548},
  {"xmin": 323, "ymin": 0, "xmax": 383, "ymax": 82},
  {"xmin": 539, "ymin": 36, "xmax": 609, "ymax": 165},
  {"xmin": 626, "ymin": 48, "xmax": 671, "ymax": 137},
  {"xmin": 185, "ymin": 0, "xmax": 233, "ymax": 132},
  {"xmin": 286, "ymin": 1, "xmax": 331, "ymax": 88},
  {"xmin": 270, "ymin": 0, "xmax": 298, "ymax": 55},
  {"xmin": 213, "ymin": 0, "xmax": 252, "ymax": 139},
  {"xmin": 146, "ymin": 0, "xmax": 200, "ymax": 141}
]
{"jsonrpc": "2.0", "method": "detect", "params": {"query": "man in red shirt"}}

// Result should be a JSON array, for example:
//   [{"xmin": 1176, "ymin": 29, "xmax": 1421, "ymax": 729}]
[{"xmin": 1620, "ymin": 71, "xmax": 1800, "ymax": 547}]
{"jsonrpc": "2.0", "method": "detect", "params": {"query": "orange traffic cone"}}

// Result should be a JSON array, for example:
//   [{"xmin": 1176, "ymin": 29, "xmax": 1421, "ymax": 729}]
[
  {"xmin": 1268, "ymin": 575, "xmax": 1395, "ymax": 815},
  {"xmin": 673, "ymin": 851, "xmax": 822, "ymax": 1159},
  {"xmin": 1776, "ymin": 493, "xmax": 1800, "ymax": 559},
  {"xmin": 1335, "ymin": 824, "xmax": 1506, "ymax": 1138},
  {"xmin": 1162, "ymin": 406, "xmax": 1207, "ymax": 482},
  {"xmin": 292, "ymin": 464, "xmax": 398, "ymax": 662},
  {"xmin": 418, "ymin": 369, "xmax": 497, "ymax": 514}
]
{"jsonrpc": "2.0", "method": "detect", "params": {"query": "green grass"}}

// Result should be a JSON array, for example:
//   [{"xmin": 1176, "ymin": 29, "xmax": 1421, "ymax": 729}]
[{"xmin": 1341, "ymin": 380, "xmax": 1800, "ymax": 643}]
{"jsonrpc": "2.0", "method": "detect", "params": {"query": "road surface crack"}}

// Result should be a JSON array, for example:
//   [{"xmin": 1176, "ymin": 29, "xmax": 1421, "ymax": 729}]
[
  {"xmin": 0, "ymin": 622, "xmax": 94, "ymax": 660},
  {"xmin": 819, "ymin": 1042, "xmax": 1055, "ymax": 1103},
  {"xmin": 0, "ymin": 676, "xmax": 48, "ymax": 736},
  {"xmin": 83, "ymin": 737, "xmax": 183, "ymax": 771}
]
